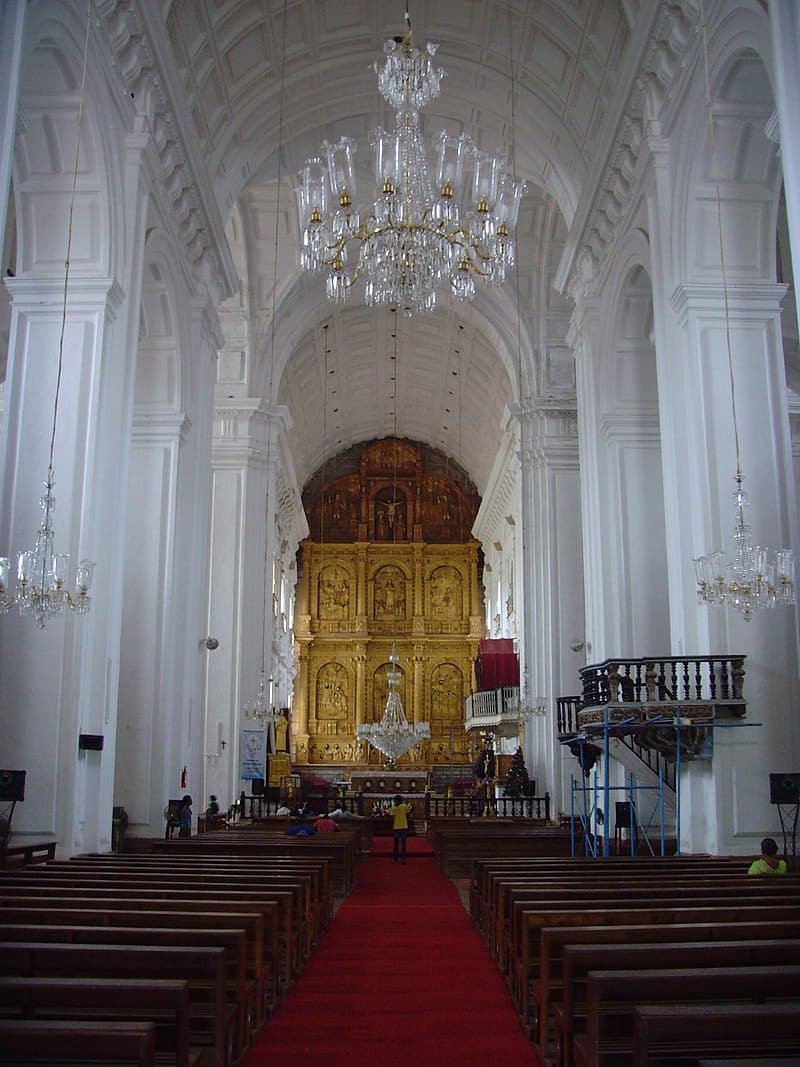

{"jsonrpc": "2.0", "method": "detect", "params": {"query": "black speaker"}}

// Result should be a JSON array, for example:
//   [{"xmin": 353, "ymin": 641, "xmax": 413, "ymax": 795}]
[
  {"xmin": 251, "ymin": 779, "xmax": 265, "ymax": 797},
  {"xmin": 0, "ymin": 769, "xmax": 25, "ymax": 802},
  {"xmin": 769, "ymin": 772, "xmax": 800, "ymax": 805},
  {"xmin": 78, "ymin": 734, "xmax": 104, "ymax": 751}
]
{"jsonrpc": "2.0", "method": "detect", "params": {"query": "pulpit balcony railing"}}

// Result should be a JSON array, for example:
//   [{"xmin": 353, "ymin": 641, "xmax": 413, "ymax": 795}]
[{"xmin": 578, "ymin": 655, "xmax": 746, "ymax": 713}]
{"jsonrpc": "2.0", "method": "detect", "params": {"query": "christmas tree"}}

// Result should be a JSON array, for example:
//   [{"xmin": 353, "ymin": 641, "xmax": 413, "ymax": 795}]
[{"xmin": 504, "ymin": 746, "xmax": 531, "ymax": 797}]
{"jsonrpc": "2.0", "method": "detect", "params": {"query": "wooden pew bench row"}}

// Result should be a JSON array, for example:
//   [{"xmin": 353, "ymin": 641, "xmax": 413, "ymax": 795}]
[
  {"xmin": 0, "ymin": 1019, "xmax": 158, "ymax": 1067},
  {"xmin": 577, "ymin": 965, "xmax": 800, "ymax": 1067},
  {"xmin": 465, "ymin": 854, "xmax": 800, "ymax": 1067},
  {"xmin": 0, "ymin": 977, "xmax": 198, "ymax": 1067},
  {"xmin": 0, "ymin": 845, "xmax": 340, "ymax": 1066}
]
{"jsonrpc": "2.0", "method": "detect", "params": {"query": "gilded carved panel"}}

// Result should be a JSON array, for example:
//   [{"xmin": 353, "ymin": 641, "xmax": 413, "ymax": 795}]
[
  {"xmin": 315, "ymin": 661, "xmax": 350, "ymax": 721},
  {"xmin": 318, "ymin": 564, "xmax": 351, "ymax": 620},
  {"xmin": 429, "ymin": 566, "xmax": 462, "ymax": 620},
  {"xmin": 373, "ymin": 564, "xmax": 407, "ymax": 621}
]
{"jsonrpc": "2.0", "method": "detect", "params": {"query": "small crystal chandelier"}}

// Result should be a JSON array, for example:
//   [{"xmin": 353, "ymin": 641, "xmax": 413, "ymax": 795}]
[
  {"xmin": 245, "ymin": 672, "xmax": 280, "ymax": 727},
  {"xmin": 357, "ymin": 644, "xmax": 430, "ymax": 763},
  {"xmin": 692, "ymin": 0, "xmax": 794, "ymax": 623},
  {"xmin": 295, "ymin": 4, "xmax": 526, "ymax": 314},
  {"xmin": 0, "ymin": 1, "xmax": 96, "ymax": 630},
  {"xmin": 694, "ymin": 474, "xmax": 794, "ymax": 622}
]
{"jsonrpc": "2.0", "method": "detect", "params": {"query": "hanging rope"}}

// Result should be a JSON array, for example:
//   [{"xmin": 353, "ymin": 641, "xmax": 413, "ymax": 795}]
[{"xmin": 699, "ymin": 0, "xmax": 742, "ymax": 480}]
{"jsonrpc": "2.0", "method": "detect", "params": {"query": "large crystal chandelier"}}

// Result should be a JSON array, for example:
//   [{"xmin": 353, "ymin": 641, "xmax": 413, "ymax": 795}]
[
  {"xmin": 0, "ymin": 1, "xmax": 96, "ymax": 630},
  {"xmin": 694, "ymin": 474, "xmax": 794, "ymax": 622},
  {"xmin": 295, "ymin": 8, "xmax": 526, "ymax": 314},
  {"xmin": 357, "ymin": 644, "xmax": 430, "ymax": 763},
  {"xmin": 692, "ymin": 0, "xmax": 794, "ymax": 623}
]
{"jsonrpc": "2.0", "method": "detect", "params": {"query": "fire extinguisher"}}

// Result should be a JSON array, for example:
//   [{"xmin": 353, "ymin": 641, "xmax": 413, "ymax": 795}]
[{"xmin": 180, "ymin": 766, "xmax": 187, "ymax": 789}]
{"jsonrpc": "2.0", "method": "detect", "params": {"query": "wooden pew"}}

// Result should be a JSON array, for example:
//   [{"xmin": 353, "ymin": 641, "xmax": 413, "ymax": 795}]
[
  {"xmin": 153, "ymin": 831, "xmax": 358, "ymax": 896},
  {"xmin": 470, "ymin": 856, "xmax": 748, "ymax": 926},
  {"xmin": 0, "ymin": 901, "xmax": 276, "ymax": 1022},
  {"xmin": 0, "ymin": 924, "xmax": 250, "ymax": 1062},
  {"xmin": 577, "ymin": 965, "xmax": 800, "ymax": 1067},
  {"xmin": 0, "ymin": 1018, "xmax": 157, "ymax": 1066},
  {"xmin": 0, "ymin": 976, "xmax": 196, "ymax": 1067},
  {"xmin": 556, "ymin": 941, "xmax": 800, "ymax": 1067},
  {"xmin": 0, "ymin": 875, "xmax": 299, "ymax": 992},
  {"xmin": 64, "ymin": 851, "xmax": 331, "ymax": 965},
  {"xmin": 631, "ymin": 1003, "xmax": 800, "ymax": 1065},
  {"xmin": 506, "ymin": 880, "xmax": 800, "ymax": 984},
  {"xmin": 0, "ymin": 941, "xmax": 233, "ymax": 1067},
  {"xmin": 535, "ymin": 919, "xmax": 800, "ymax": 1063},
  {"xmin": 0, "ymin": 839, "xmax": 57, "ymax": 869},
  {"xmin": 504, "ymin": 879, "xmax": 800, "ymax": 978},
  {"xmin": 514, "ymin": 903, "xmax": 800, "ymax": 1043},
  {"xmin": 429, "ymin": 822, "xmax": 571, "ymax": 877}
]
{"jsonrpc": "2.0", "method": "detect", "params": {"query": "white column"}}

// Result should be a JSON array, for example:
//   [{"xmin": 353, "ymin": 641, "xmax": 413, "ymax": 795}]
[
  {"xmin": 205, "ymin": 401, "xmax": 291, "ymax": 804},
  {"xmin": 513, "ymin": 404, "xmax": 583, "ymax": 808},
  {"xmin": 667, "ymin": 281, "xmax": 800, "ymax": 854},
  {"xmin": 0, "ymin": 273, "xmax": 134, "ymax": 855},
  {"xmin": 568, "ymin": 296, "xmax": 613, "ymax": 660},
  {"xmin": 0, "ymin": 0, "xmax": 24, "ymax": 254},
  {"xmin": 770, "ymin": 1, "xmax": 800, "ymax": 344}
]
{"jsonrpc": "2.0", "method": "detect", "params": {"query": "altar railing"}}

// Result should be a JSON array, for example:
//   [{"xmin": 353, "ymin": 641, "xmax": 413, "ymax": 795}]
[{"xmin": 425, "ymin": 793, "xmax": 551, "ymax": 820}]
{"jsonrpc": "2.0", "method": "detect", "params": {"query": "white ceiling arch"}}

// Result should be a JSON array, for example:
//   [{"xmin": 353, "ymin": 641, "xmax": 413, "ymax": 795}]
[
  {"xmin": 175, "ymin": 1, "xmax": 636, "ymax": 494},
  {"xmin": 162, "ymin": 0, "xmax": 637, "ymax": 225}
]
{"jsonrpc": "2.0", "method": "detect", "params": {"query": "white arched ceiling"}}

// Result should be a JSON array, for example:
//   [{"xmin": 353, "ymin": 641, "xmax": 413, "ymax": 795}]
[
  {"xmin": 162, "ymin": 0, "xmax": 637, "ymax": 220},
  {"xmin": 164, "ymin": 0, "xmax": 638, "ymax": 492}
]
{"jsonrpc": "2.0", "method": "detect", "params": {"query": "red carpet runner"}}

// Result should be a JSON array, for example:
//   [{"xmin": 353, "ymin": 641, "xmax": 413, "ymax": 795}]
[{"xmin": 244, "ymin": 835, "xmax": 543, "ymax": 1066}]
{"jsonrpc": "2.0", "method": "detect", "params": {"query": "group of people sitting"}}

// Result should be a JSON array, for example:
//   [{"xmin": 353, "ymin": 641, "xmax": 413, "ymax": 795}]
[{"xmin": 281, "ymin": 799, "xmax": 363, "ymax": 836}]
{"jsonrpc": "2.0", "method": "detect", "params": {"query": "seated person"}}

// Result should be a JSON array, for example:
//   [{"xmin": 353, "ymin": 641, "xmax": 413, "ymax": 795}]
[
  {"xmin": 285, "ymin": 819, "xmax": 316, "ymax": 836},
  {"xmin": 206, "ymin": 794, "xmax": 220, "ymax": 815},
  {"xmin": 748, "ymin": 835, "xmax": 788, "ymax": 874},
  {"xmin": 275, "ymin": 803, "xmax": 292, "ymax": 815},
  {"xmin": 315, "ymin": 812, "xmax": 338, "ymax": 834}
]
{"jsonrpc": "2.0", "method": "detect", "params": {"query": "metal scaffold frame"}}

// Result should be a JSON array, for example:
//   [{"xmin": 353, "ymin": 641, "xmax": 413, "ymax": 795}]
[{"xmin": 563, "ymin": 708, "xmax": 761, "ymax": 859}]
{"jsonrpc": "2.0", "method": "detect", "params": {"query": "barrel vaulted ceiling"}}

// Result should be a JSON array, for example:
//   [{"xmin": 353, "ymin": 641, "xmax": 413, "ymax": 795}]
[{"xmin": 161, "ymin": 0, "xmax": 644, "ymax": 496}]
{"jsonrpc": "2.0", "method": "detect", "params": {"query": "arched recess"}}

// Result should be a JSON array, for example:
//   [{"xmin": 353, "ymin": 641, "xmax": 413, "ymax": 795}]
[{"xmin": 682, "ymin": 47, "xmax": 782, "ymax": 287}]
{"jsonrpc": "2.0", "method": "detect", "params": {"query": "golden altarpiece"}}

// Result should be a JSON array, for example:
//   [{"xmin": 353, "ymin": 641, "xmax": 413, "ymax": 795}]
[{"xmin": 292, "ymin": 438, "xmax": 484, "ymax": 771}]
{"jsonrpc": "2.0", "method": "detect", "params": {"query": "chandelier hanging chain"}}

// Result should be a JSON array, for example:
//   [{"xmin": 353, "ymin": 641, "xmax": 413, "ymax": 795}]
[
  {"xmin": 692, "ymin": 0, "xmax": 794, "ymax": 621},
  {"xmin": 700, "ymin": 2, "xmax": 741, "ymax": 481},
  {"xmin": 295, "ymin": 3, "xmax": 526, "ymax": 313},
  {"xmin": 245, "ymin": 0, "xmax": 289, "ymax": 726},
  {"xmin": 0, "ymin": 0, "xmax": 96, "ymax": 628}
]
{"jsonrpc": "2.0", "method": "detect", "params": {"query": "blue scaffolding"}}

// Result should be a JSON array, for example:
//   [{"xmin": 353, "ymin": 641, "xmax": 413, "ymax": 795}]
[{"xmin": 564, "ymin": 708, "xmax": 761, "ymax": 858}]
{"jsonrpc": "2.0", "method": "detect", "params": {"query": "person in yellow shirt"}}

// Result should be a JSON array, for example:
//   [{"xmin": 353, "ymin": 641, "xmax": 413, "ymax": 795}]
[
  {"xmin": 391, "ymin": 794, "xmax": 411, "ymax": 865},
  {"xmin": 747, "ymin": 836, "xmax": 788, "ymax": 875}
]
